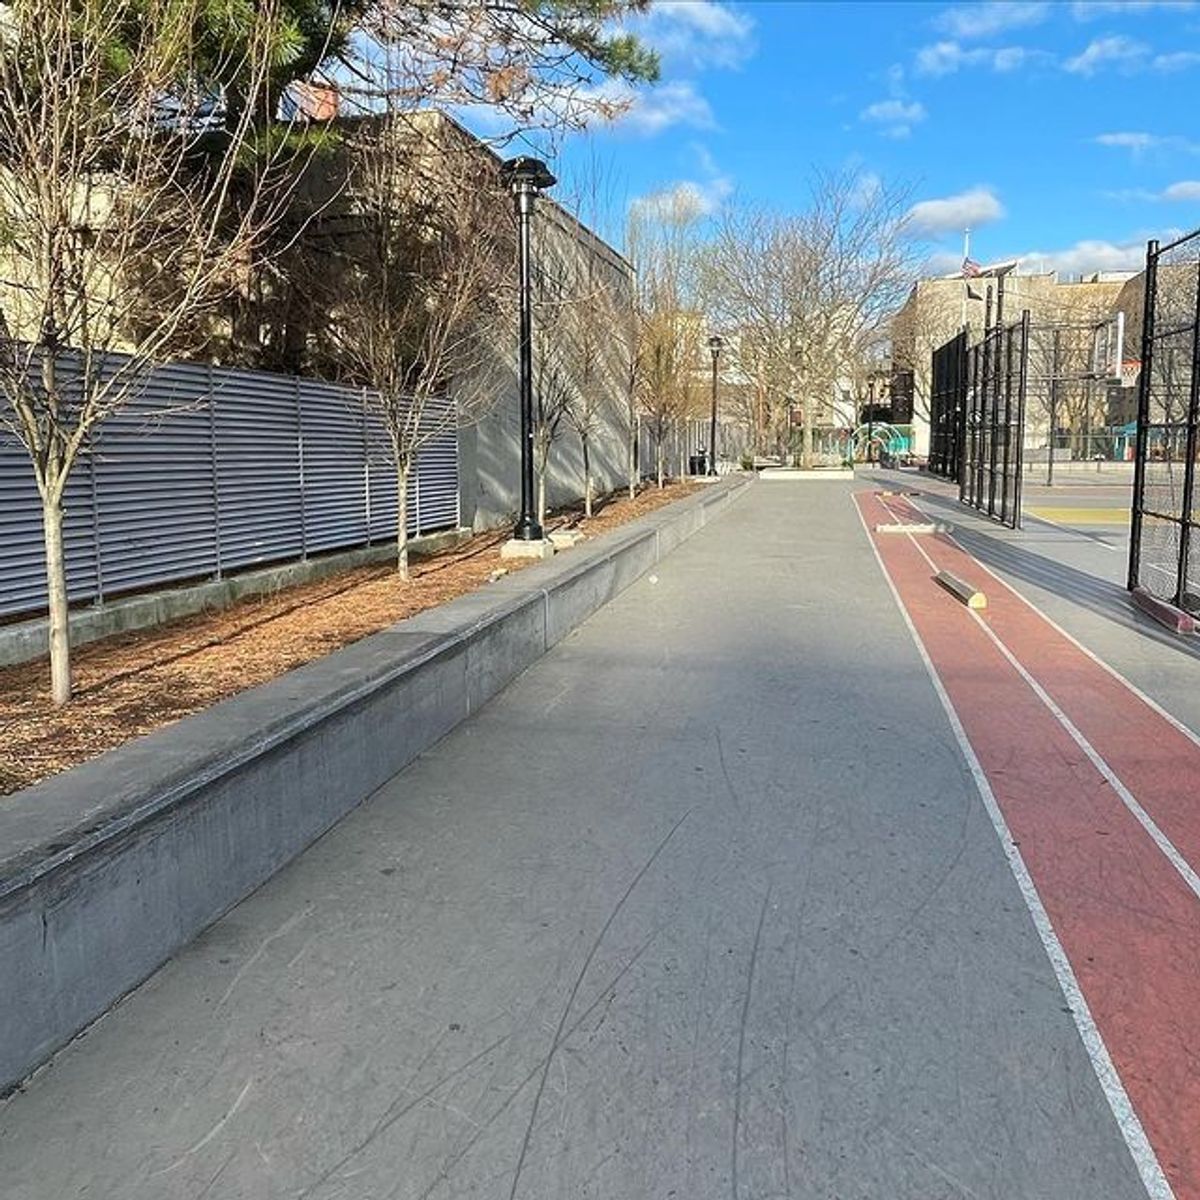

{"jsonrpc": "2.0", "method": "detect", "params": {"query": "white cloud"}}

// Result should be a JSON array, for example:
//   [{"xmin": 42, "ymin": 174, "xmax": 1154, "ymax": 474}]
[
  {"xmin": 992, "ymin": 46, "xmax": 1031, "ymax": 70},
  {"xmin": 1111, "ymin": 179, "xmax": 1200, "ymax": 201},
  {"xmin": 860, "ymin": 98, "xmax": 927, "ymax": 138},
  {"xmin": 926, "ymin": 249, "xmax": 970, "ymax": 275},
  {"xmin": 1065, "ymin": 34, "xmax": 1148, "ymax": 73},
  {"xmin": 851, "ymin": 171, "xmax": 884, "ymax": 208},
  {"xmin": 905, "ymin": 187, "xmax": 1004, "ymax": 236},
  {"xmin": 635, "ymin": 2, "xmax": 756, "ymax": 70},
  {"xmin": 916, "ymin": 40, "xmax": 1039, "ymax": 74},
  {"xmin": 917, "ymin": 40, "xmax": 974, "ymax": 74},
  {"xmin": 1018, "ymin": 237, "xmax": 1150, "ymax": 274},
  {"xmin": 1153, "ymin": 50, "xmax": 1200, "ymax": 70},
  {"xmin": 1093, "ymin": 130, "xmax": 1200, "ymax": 155},
  {"xmin": 1064, "ymin": 35, "xmax": 1200, "ymax": 74},
  {"xmin": 1163, "ymin": 179, "xmax": 1200, "ymax": 200},
  {"xmin": 629, "ymin": 177, "xmax": 732, "ymax": 221},
  {"xmin": 590, "ymin": 79, "xmax": 715, "ymax": 134},
  {"xmin": 1072, "ymin": 1, "xmax": 1194, "ymax": 18},
  {"xmin": 935, "ymin": 2, "xmax": 1049, "ymax": 38},
  {"xmin": 1095, "ymin": 130, "xmax": 1159, "ymax": 151}
]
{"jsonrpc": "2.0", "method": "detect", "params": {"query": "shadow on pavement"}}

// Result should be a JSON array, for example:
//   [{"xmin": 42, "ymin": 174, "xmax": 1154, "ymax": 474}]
[{"xmin": 899, "ymin": 483, "xmax": 1200, "ymax": 666}]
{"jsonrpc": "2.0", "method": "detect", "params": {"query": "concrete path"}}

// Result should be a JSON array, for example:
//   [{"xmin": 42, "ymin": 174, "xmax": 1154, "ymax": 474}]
[{"xmin": 0, "ymin": 480, "xmax": 1156, "ymax": 1198}]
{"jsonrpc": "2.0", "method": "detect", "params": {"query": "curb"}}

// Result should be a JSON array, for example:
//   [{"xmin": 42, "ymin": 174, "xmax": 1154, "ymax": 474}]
[
  {"xmin": 1131, "ymin": 585, "xmax": 1197, "ymax": 635},
  {"xmin": 0, "ymin": 475, "xmax": 752, "ymax": 1094}
]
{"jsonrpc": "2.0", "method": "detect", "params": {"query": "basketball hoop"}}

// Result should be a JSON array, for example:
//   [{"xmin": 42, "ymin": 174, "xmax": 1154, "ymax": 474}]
[{"xmin": 1120, "ymin": 360, "xmax": 1140, "ymax": 389}]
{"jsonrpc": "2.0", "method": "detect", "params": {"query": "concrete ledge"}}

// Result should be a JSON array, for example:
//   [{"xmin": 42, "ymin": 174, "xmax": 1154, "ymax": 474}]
[
  {"xmin": 0, "ymin": 528, "xmax": 471, "ymax": 669},
  {"xmin": 1131, "ymin": 585, "xmax": 1197, "ymax": 634},
  {"xmin": 874, "ymin": 522, "xmax": 952, "ymax": 535},
  {"xmin": 934, "ymin": 570, "xmax": 987, "ymax": 610},
  {"xmin": 759, "ymin": 468, "xmax": 855, "ymax": 480},
  {"xmin": 0, "ymin": 475, "xmax": 752, "ymax": 1094}
]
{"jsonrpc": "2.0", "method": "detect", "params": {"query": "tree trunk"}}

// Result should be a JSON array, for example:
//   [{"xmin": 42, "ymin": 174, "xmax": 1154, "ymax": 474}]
[
  {"xmin": 802, "ymin": 402, "xmax": 814, "ymax": 470},
  {"xmin": 582, "ymin": 433, "xmax": 593, "ymax": 518},
  {"xmin": 628, "ymin": 412, "xmax": 638, "ymax": 500},
  {"xmin": 396, "ymin": 459, "xmax": 411, "ymax": 581},
  {"xmin": 41, "ymin": 490, "xmax": 71, "ymax": 706},
  {"xmin": 656, "ymin": 439, "xmax": 665, "ymax": 489}
]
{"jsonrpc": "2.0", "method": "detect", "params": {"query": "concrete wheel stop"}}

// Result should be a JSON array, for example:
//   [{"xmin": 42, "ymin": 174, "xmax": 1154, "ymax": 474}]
[
  {"xmin": 934, "ymin": 570, "xmax": 987, "ymax": 609},
  {"xmin": 1130, "ymin": 586, "xmax": 1197, "ymax": 635}
]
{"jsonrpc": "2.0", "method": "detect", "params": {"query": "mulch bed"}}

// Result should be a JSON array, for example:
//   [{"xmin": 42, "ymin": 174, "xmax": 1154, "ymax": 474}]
[{"xmin": 0, "ymin": 481, "xmax": 700, "ymax": 797}]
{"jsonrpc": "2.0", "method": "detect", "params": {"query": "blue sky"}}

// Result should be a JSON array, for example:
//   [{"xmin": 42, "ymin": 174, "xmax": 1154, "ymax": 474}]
[{"xmin": 500, "ymin": 1, "xmax": 1200, "ymax": 275}]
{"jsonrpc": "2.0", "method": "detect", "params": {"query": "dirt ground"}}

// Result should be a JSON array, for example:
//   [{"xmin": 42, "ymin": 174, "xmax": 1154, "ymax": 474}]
[{"xmin": 0, "ymin": 481, "xmax": 700, "ymax": 797}]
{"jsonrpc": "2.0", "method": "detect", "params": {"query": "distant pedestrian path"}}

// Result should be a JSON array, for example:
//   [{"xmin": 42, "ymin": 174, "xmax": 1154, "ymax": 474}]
[{"xmin": 4, "ymin": 476, "xmax": 1194, "ymax": 1200}]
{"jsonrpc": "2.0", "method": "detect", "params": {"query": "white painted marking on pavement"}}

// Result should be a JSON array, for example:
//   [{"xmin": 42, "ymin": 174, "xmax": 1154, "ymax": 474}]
[
  {"xmin": 903, "ymin": 528, "xmax": 1200, "ymax": 907},
  {"xmin": 853, "ymin": 496, "xmax": 1174, "ymax": 1200},
  {"xmin": 902, "ymin": 495, "xmax": 1200, "ymax": 755},
  {"xmin": 1024, "ymin": 509, "xmax": 1119, "ymax": 551}
]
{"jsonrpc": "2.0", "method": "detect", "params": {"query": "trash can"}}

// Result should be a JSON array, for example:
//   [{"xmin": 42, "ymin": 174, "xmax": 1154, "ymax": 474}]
[{"xmin": 688, "ymin": 449, "xmax": 707, "ymax": 475}]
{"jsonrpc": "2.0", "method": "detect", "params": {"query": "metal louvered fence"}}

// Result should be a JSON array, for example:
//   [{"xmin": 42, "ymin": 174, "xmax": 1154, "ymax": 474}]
[{"xmin": 0, "ymin": 353, "xmax": 459, "ymax": 621}]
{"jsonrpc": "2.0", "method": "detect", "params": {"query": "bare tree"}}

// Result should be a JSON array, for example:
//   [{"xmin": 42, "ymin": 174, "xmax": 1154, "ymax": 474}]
[
  {"xmin": 330, "ymin": 112, "xmax": 513, "ymax": 579},
  {"xmin": 627, "ymin": 189, "xmax": 704, "ymax": 487},
  {"xmin": 0, "ymin": 1, "xmax": 306, "ymax": 705},
  {"xmin": 566, "ymin": 293, "xmax": 611, "ymax": 517},
  {"xmin": 554, "ymin": 165, "xmax": 630, "ymax": 516},
  {"xmin": 703, "ymin": 171, "xmax": 914, "ymax": 468},
  {"xmin": 635, "ymin": 307, "xmax": 701, "ymax": 487}
]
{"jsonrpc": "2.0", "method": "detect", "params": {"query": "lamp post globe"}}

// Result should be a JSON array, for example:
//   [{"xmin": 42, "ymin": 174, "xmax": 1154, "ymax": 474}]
[
  {"xmin": 500, "ymin": 156, "xmax": 557, "ymax": 541},
  {"xmin": 707, "ymin": 334, "xmax": 723, "ymax": 477}
]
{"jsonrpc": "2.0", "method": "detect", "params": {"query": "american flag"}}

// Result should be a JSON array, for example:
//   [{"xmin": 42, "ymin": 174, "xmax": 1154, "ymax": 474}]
[{"xmin": 961, "ymin": 257, "xmax": 982, "ymax": 278}]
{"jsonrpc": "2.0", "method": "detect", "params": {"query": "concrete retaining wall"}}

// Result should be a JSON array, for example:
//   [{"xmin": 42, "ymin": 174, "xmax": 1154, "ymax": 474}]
[{"xmin": 0, "ymin": 477, "xmax": 751, "ymax": 1094}]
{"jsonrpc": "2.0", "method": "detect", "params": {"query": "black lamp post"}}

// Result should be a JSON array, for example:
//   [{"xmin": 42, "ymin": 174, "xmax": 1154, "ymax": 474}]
[
  {"xmin": 707, "ymin": 334, "xmax": 723, "ymax": 477},
  {"xmin": 500, "ymin": 155, "xmax": 556, "ymax": 541}
]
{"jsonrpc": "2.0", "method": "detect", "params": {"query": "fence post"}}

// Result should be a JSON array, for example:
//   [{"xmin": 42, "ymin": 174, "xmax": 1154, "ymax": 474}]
[
  {"xmin": 1175, "ymin": 250, "xmax": 1200, "ymax": 607},
  {"xmin": 87, "ymin": 426, "xmax": 105, "ymax": 606},
  {"xmin": 295, "ymin": 376, "xmax": 307, "ymax": 560},
  {"xmin": 208, "ymin": 361, "xmax": 223, "ymax": 581},
  {"xmin": 1047, "ymin": 330, "xmax": 1060, "ymax": 487},
  {"xmin": 1014, "ymin": 312, "xmax": 1031, "ymax": 530},
  {"xmin": 413, "ymin": 443, "xmax": 422, "ymax": 536},
  {"xmin": 1128, "ymin": 240, "xmax": 1158, "ymax": 592},
  {"xmin": 362, "ymin": 388, "xmax": 371, "ymax": 545}
]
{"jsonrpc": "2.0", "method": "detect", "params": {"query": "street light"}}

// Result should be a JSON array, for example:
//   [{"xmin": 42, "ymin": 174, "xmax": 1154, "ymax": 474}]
[
  {"xmin": 707, "ymin": 334, "xmax": 723, "ymax": 477},
  {"xmin": 500, "ymin": 155, "xmax": 556, "ymax": 542}
]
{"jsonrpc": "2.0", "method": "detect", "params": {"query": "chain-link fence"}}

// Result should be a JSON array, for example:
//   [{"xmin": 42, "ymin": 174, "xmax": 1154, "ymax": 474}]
[
  {"xmin": 929, "ymin": 330, "xmax": 967, "ymax": 481},
  {"xmin": 1129, "ymin": 229, "xmax": 1200, "ymax": 614},
  {"xmin": 960, "ymin": 313, "xmax": 1030, "ymax": 529}
]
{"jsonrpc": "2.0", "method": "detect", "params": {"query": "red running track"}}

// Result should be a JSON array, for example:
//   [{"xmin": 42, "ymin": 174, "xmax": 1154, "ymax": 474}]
[{"xmin": 856, "ymin": 489, "xmax": 1200, "ymax": 1200}]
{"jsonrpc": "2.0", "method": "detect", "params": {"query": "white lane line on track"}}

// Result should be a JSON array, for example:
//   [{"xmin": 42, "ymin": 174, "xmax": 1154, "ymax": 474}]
[
  {"xmin": 854, "ymin": 494, "xmax": 1174, "ymax": 1200},
  {"xmin": 897, "ymin": 519, "xmax": 1200, "ymax": 909},
  {"xmin": 899, "ymin": 495, "xmax": 1200, "ymax": 755}
]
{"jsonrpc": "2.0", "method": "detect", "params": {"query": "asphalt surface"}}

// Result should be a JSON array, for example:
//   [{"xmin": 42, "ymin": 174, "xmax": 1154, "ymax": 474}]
[{"xmin": 0, "ymin": 479, "xmax": 1151, "ymax": 1199}]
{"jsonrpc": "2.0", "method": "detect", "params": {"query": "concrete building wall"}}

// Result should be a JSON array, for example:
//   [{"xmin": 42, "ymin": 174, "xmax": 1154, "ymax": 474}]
[
  {"xmin": 456, "ymin": 194, "xmax": 635, "ymax": 531},
  {"xmin": 892, "ymin": 270, "xmax": 1134, "ymax": 455}
]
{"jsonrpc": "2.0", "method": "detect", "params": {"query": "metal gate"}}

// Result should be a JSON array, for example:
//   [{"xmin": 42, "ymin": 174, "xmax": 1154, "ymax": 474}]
[
  {"xmin": 929, "ymin": 330, "xmax": 968, "ymax": 481},
  {"xmin": 960, "ymin": 312, "xmax": 1030, "ymax": 529},
  {"xmin": 1129, "ymin": 229, "xmax": 1200, "ymax": 614}
]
